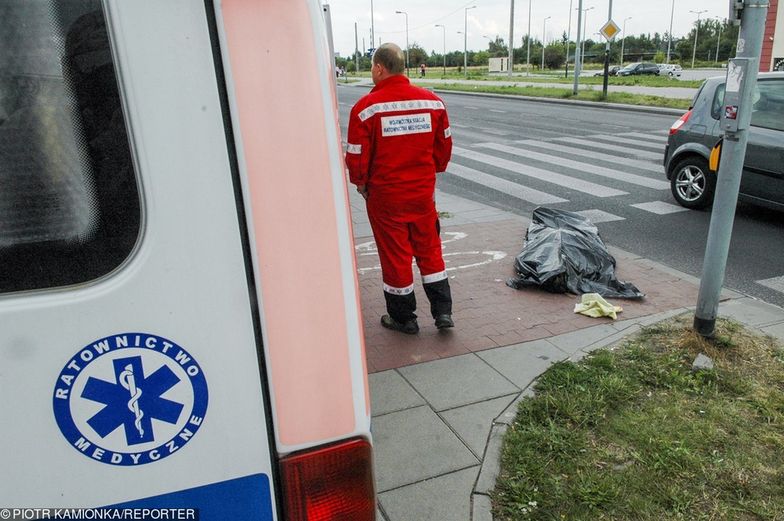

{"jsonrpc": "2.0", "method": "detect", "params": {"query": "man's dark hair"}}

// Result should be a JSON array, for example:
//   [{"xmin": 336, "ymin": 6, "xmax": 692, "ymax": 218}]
[{"xmin": 373, "ymin": 43, "xmax": 405, "ymax": 75}]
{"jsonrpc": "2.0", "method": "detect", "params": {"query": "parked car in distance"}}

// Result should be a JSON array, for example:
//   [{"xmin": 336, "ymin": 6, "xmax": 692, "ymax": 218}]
[
  {"xmin": 594, "ymin": 65, "xmax": 620, "ymax": 76},
  {"xmin": 616, "ymin": 62, "xmax": 660, "ymax": 76},
  {"xmin": 663, "ymin": 71, "xmax": 784, "ymax": 210},
  {"xmin": 658, "ymin": 63, "xmax": 683, "ymax": 77}
]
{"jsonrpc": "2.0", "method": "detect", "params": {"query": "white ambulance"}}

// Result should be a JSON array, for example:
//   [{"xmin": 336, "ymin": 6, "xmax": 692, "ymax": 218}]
[{"xmin": 0, "ymin": 0, "xmax": 374, "ymax": 519}]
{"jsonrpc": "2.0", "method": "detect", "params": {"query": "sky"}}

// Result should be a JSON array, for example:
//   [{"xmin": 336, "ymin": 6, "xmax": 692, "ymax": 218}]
[{"xmin": 325, "ymin": 0, "xmax": 729, "ymax": 57}]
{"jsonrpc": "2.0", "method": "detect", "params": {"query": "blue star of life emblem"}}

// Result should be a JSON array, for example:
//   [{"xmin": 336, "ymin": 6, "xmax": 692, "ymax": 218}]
[{"xmin": 53, "ymin": 333, "xmax": 208, "ymax": 466}]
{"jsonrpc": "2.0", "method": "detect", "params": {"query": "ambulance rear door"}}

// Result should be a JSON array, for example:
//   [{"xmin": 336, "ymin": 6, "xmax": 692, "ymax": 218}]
[{"xmin": 0, "ymin": 0, "xmax": 279, "ymax": 517}]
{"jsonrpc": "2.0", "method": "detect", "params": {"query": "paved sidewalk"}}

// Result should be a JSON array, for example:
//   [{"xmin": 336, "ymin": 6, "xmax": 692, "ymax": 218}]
[{"xmin": 348, "ymin": 184, "xmax": 784, "ymax": 521}]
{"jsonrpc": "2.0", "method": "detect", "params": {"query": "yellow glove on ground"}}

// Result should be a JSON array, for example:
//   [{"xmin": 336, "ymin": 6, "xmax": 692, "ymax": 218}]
[{"xmin": 573, "ymin": 293, "xmax": 623, "ymax": 320}]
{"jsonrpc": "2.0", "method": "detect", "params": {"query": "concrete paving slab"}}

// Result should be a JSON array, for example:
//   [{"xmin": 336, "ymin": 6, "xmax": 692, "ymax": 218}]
[
  {"xmin": 475, "ymin": 424, "xmax": 507, "ymax": 495},
  {"xmin": 371, "ymin": 405, "xmax": 478, "ymax": 492},
  {"xmin": 398, "ymin": 354, "xmax": 520, "ymax": 411},
  {"xmin": 718, "ymin": 298, "xmax": 784, "ymax": 328},
  {"xmin": 472, "ymin": 493, "xmax": 494, "ymax": 521},
  {"xmin": 378, "ymin": 467, "xmax": 479, "ymax": 521},
  {"xmin": 477, "ymin": 339, "xmax": 566, "ymax": 388},
  {"xmin": 547, "ymin": 324, "xmax": 620, "ymax": 354},
  {"xmin": 370, "ymin": 370, "xmax": 426, "ymax": 417},
  {"xmin": 441, "ymin": 395, "xmax": 517, "ymax": 458},
  {"xmin": 761, "ymin": 322, "xmax": 784, "ymax": 344}
]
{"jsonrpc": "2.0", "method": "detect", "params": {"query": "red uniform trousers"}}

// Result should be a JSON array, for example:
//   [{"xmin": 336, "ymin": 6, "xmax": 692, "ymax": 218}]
[{"xmin": 367, "ymin": 194, "xmax": 451, "ymax": 322}]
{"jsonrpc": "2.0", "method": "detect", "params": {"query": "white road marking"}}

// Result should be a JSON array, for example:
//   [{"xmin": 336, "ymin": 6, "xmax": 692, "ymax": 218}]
[
  {"xmin": 554, "ymin": 137, "xmax": 663, "ymax": 161},
  {"xmin": 447, "ymin": 163, "xmax": 568, "ymax": 205},
  {"xmin": 630, "ymin": 201, "xmax": 689, "ymax": 215},
  {"xmin": 477, "ymin": 142, "xmax": 669, "ymax": 190},
  {"xmin": 490, "ymin": 109, "xmax": 506, "ymax": 113},
  {"xmin": 589, "ymin": 135, "xmax": 667, "ymax": 151},
  {"xmin": 625, "ymin": 131, "xmax": 669, "ymax": 144},
  {"xmin": 452, "ymin": 146, "xmax": 628, "ymax": 198},
  {"xmin": 512, "ymin": 139, "xmax": 664, "ymax": 173},
  {"xmin": 756, "ymin": 276, "xmax": 784, "ymax": 294},
  {"xmin": 575, "ymin": 209, "xmax": 627, "ymax": 224}
]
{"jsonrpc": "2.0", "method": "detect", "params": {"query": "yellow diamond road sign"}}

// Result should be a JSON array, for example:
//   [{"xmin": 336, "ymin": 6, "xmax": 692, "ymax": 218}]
[{"xmin": 600, "ymin": 20, "xmax": 621, "ymax": 40}]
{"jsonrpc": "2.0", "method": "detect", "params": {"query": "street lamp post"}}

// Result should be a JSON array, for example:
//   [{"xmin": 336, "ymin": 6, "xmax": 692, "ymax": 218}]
[
  {"xmin": 396, "ymin": 10, "xmax": 409, "ymax": 77},
  {"xmin": 690, "ymin": 9, "xmax": 707, "ymax": 68},
  {"xmin": 370, "ymin": 0, "xmax": 375, "ymax": 52},
  {"xmin": 541, "ymin": 16, "xmax": 551, "ymax": 70},
  {"xmin": 620, "ymin": 16, "xmax": 631, "ymax": 66},
  {"xmin": 435, "ymin": 24, "xmax": 446, "ymax": 76},
  {"xmin": 508, "ymin": 0, "xmax": 515, "ymax": 77},
  {"xmin": 565, "ymin": 0, "xmax": 573, "ymax": 78},
  {"xmin": 715, "ymin": 17, "xmax": 723, "ymax": 64},
  {"xmin": 666, "ymin": 0, "xmax": 675, "ymax": 63},
  {"xmin": 526, "ymin": 0, "xmax": 532, "ymax": 75},
  {"xmin": 581, "ymin": 6, "xmax": 594, "ymax": 65},
  {"xmin": 464, "ymin": 5, "xmax": 476, "ymax": 78}
]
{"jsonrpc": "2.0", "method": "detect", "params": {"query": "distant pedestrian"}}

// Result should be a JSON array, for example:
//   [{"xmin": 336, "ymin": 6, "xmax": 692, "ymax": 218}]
[
  {"xmin": 345, "ymin": 43, "xmax": 454, "ymax": 334},
  {"xmin": 420, "ymin": 63, "xmax": 426, "ymax": 77}
]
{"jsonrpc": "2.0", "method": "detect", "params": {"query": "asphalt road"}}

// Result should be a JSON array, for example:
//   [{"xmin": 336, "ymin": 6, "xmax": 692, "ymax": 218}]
[{"xmin": 337, "ymin": 84, "xmax": 784, "ymax": 308}]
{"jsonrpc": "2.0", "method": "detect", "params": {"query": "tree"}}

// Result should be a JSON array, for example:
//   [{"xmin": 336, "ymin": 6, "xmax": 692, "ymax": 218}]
[
  {"xmin": 543, "ymin": 43, "xmax": 565, "ymax": 69},
  {"xmin": 487, "ymin": 36, "xmax": 508, "ymax": 57},
  {"xmin": 407, "ymin": 42, "xmax": 428, "ymax": 67},
  {"xmin": 472, "ymin": 51, "xmax": 490, "ymax": 66}
]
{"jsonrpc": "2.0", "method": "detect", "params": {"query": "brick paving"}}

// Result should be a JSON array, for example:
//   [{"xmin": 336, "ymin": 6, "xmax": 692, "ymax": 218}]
[{"xmin": 357, "ymin": 216, "xmax": 701, "ymax": 373}]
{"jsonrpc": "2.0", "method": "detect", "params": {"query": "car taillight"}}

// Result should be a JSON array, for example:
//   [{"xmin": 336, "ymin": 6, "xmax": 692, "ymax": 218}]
[
  {"xmin": 669, "ymin": 110, "xmax": 692, "ymax": 135},
  {"xmin": 280, "ymin": 438, "xmax": 375, "ymax": 521}
]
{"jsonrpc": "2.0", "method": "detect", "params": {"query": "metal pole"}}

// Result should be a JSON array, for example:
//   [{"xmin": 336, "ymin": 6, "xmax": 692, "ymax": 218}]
[
  {"xmin": 508, "ymin": 0, "xmax": 515, "ymax": 77},
  {"xmin": 694, "ymin": 0, "xmax": 769, "ymax": 337},
  {"xmin": 355, "ymin": 22, "xmax": 360, "ymax": 73},
  {"xmin": 370, "ymin": 0, "xmax": 375, "ymax": 50},
  {"xmin": 621, "ymin": 17, "xmax": 630, "ymax": 65},
  {"xmin": 396, "ymin": 11, "xmax": 409, "ymax": 76},
  {"xmin": 690, "ymin": 9, "xmax": 707, "ymax": 69},
  {"xmin": 601, "ymin": 0, "xmax": 613, "ymax": 99},
  {"xmin": 526, "ymin": 0, "xmax": 532, "ymax": 75},
  {"xmin": 436, "ymin": 25, "xmax": 446, "ymax": 76},
  {"xmin": 565, "ymin": 0, "xmax": 573, "ymax": 78},
  {"xmin": 573, "ymin": 0, "xmax": 583, "ymax": 94},
  {"xmin": 582, "ymin": 8, "xmax": 593, "ymax": 63},
  {"xmin": 666, "ymin": 0, "xmax": 675, "ymax": 63},
  {"xmin": 715, "ymin": 18, "xmax": 723, "ymax": 64},
  {"xmin": 541, "ymin": 17, "xmax": 550, "ymax": 70}
]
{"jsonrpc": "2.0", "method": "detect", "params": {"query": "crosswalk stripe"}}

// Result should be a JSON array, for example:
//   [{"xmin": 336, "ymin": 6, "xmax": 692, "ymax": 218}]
[
  {"xmin": 589, "ymin": 135, "xmax": 666, "ymax": 152},
  {"xmin": 625, "ymin": 132, "xmax": 669, "ymax": 144},
  {"xmin": 575, "ymin": 209, "xmax": 626, "ymax": 224},
  {"xmin": 554, "ymin": 137, "xmax": 663, "ymax": 161},
  {"xmin": 447, "ymin": 163, "xmax": 568, "ymax": 205},
  {"xmin": 756, "ymin": 275, "xmax": 784, "ymax": 293},
  {"xmin": 452, "ymin": 146, "xmax": 628, "ymax": 198},
  {"xmin": 630, "ymin": 201, "xmax": 689, "ymax": 215},
  {"xmin": 512, "ymin": 139, "xmax": 663, "ymax": 174},
  {"xmin": 477, "ymin": 142, "xmax": 670, "ymax": 190}
]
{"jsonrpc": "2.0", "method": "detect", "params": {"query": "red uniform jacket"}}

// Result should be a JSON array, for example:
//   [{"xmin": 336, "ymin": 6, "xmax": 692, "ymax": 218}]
[{"xmin": 345, "ymin": 75, "xmax": 452, "ymax": 205}]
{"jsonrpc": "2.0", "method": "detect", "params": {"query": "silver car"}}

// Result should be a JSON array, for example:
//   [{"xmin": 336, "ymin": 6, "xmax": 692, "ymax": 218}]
[{"xmin": 664, "ymin": 71, "xmax": 784, "ymax": 210}]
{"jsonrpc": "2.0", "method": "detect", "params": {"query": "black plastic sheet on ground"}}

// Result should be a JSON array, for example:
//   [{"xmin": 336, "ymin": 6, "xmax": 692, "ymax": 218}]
[{"xmin": 507, "ymin": 207, "xmax": 644, "ymax": 299}]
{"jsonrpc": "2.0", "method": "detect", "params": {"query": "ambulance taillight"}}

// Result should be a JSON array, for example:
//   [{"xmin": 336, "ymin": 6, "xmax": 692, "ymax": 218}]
[{"xmin": 280, "ymin": 438, "xmax": 375, "ymax": 520}]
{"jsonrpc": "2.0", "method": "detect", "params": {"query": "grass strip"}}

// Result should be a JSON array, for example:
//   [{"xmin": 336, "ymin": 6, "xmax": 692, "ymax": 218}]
[
  {"xmin": 422, "ymin": 83, "xmax": 692, "ymax": 110},
  {"xmin": 494, "ymin": 315, "xmax": 784, "ymax": 521}
]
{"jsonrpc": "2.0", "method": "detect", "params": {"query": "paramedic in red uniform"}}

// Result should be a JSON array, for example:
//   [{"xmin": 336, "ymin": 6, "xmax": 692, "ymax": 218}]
[{"xmin": 345, "ymin": 43, "xmax": 453, "ymax": 334}]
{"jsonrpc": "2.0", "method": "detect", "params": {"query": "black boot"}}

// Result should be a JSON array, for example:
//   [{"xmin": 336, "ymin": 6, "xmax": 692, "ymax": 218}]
[
  {"xmin": 423, "ymin": 278, "xmax": 454, "ymax": 329},
  {"xmin": 382, "ymin": 291, "xmax": 418, "ymax": 334}
]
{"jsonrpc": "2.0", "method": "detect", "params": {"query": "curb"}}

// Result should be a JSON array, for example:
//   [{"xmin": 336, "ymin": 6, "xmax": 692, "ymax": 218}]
[{"xmin": 338, "ymin": 82, "xmax": 686, "ymax": 117}]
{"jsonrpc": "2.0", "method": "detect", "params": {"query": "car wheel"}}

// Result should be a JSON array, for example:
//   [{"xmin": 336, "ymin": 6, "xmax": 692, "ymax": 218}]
[
  {"xmin": 668, "ymin": 71, "xmax": 674, "ymax": 77},
  {"xmin": 670, "ymin": 156, "xmax": 715, "ymax": 209}
]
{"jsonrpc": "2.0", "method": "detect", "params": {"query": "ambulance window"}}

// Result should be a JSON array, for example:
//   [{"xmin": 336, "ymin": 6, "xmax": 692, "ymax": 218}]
[{"xmin": 0, "ymin": 0, "xmax": 140, "ymax": 294}]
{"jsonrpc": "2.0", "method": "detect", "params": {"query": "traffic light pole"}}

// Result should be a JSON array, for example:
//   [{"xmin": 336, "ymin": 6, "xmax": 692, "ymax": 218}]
[
  {"xmin": 693, "ymin": 0, "xmax": 769, "ymax": 337},
  {"xmin": 602, "ymin": 0, "xmax": 613, "ymax": 98}
]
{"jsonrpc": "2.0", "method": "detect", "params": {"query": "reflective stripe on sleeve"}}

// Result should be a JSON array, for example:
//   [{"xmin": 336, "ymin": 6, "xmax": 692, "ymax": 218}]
[
  {"xmin": 383, "ymin": 283, "xmax": 415, "ymax": 295},
  {"xmin": 444, "ymin": 127, "xmax": 452, "ymax": 138},
  {"xmin": 359, "ymin": 99, "xmax": 445, "ymax": 121},
  {"xmin": 346, "ymin": 143, "xmax": 362, "ymax": 154},
  {"xmin": 422, "ymin": 270, "xmax": 447, "ymax": 284}
]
